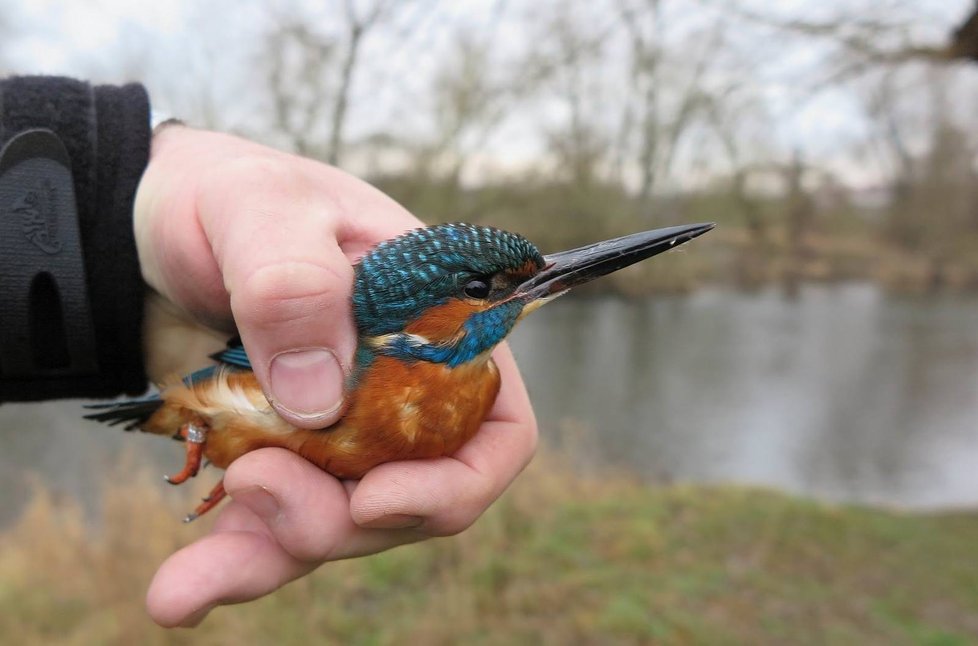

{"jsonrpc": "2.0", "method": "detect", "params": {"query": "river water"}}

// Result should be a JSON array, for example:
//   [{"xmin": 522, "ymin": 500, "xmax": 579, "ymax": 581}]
[
  {"xmin": 0, "ymin": 283, "xmax": 975, "ymax": 524},
  {"xmin": 510, "ymin": 283, "xmax": 978, "ymax": 509}
]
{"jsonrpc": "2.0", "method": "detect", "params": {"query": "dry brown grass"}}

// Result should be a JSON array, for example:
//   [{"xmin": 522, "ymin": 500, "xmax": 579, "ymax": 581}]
[{"xmin": 2, "ymin": 450, "xmax": 977, "ymax": 645}]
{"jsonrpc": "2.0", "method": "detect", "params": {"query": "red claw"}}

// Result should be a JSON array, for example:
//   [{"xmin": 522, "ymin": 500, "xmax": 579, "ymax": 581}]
[
  {"xmin": 183, "ymin": 480, "xmax": 226, "ymax": 523},
  {"xmin": 164, "ymin": 422, "xmax": 207, "ymax": 485}
]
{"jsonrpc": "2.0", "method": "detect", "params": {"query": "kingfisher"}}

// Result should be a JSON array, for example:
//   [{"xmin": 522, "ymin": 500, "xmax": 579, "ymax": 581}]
[{"xmin": 86, "ymin": 222, "xmax": 713, "ymax": 521}]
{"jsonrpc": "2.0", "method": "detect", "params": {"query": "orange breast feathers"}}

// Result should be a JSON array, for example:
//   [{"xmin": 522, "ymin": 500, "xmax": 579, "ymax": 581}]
[
  {"xmin": 142, "ymin": 352, "xmax": 501, "ymax": 480},
  {"xmin": 302, "ymin": 354, "xmax": 500, "ymax": 477}
]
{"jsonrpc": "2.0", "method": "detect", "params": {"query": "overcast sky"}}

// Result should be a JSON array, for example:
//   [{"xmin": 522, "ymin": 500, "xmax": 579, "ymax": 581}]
[{"xmin": 5, "ymin": 0, "xmax": 976, "ymax": 189}]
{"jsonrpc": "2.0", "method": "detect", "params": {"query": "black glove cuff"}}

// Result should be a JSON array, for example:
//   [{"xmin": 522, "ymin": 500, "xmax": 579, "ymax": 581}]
[{"xmin": 0, "ymin": 77, "xmax": 150, "ymax": 401}]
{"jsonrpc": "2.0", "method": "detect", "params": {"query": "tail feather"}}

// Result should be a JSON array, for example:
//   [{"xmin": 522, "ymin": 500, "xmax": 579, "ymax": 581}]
[{"xmin": 84, "ymin": 397, "xmax": 164, "ymax": 431}]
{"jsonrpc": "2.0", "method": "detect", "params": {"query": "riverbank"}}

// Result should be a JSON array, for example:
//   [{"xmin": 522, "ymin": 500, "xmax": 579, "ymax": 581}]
[
  {"xmin": 375, "ymin": 177, "xmax": 978, "ymax": 296},
  {"xmin": 586, "ymin": 226, "xmax": 978, "ymax": 296},
  {"xmin": 2, "ymin": 452, "xmax": 976, "ymax": 644}
]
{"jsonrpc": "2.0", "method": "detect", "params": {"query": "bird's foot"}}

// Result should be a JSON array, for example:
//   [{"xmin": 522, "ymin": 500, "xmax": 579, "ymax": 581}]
[
  {"xmin": 164, "ymin": 422, "xmax": 208, "ymax": 485},
  {"xmin": 183, "ymin": 479, "xmax": 226, "ymax": 523}
]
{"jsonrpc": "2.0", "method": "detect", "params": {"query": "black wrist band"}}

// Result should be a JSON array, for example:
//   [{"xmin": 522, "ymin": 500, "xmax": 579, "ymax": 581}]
[
  {"xmin": 0, "ymin": 77, "xmax": 150, "ymax": 402},
  {"xmin": 0, "ymin": 129, "xmax": 99, "ymax": 383}
]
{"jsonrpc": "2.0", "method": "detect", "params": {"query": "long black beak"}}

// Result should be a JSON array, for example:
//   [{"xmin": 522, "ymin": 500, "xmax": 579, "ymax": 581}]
[{"xmin": 515, "ymin": 222, "xmax": 715, "ymax": 301}]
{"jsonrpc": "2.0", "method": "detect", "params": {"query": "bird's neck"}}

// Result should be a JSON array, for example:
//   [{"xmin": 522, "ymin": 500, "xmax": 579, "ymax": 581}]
[
  {"xmin": 356, "ymin": 329, "xmax": 495, "ymax": 370},
  {"xmin": 356, "ymin": 300, "xmax": 523, "ymax": 369}
]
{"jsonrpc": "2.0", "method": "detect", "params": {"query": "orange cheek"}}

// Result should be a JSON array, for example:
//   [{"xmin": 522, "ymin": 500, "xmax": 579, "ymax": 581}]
[{"xmin": 404, "ymin": 299, "xmax": 485, "ymax": 342}]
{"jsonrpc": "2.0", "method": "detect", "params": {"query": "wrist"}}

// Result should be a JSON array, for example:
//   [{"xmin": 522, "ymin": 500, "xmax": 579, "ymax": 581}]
[
  {"xmin": 134, "ymin": 126, "xmax": 288, "ymax": 331},
  {"xmin": 133, "ymin": 123, "xmax": 196, "ymax": 297}
]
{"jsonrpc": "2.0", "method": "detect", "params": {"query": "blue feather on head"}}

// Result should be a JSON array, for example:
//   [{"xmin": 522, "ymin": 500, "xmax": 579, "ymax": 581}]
[{"xmin": 352, "ymin": 223, "xmax": 544, "ymax": 337}]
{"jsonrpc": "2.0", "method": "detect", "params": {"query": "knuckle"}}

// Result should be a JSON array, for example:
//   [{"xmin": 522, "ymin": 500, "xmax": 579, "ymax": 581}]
[
  {"xmin": 425, "ymin": 475, "xmax": 496, "ymax": 538},
  {"xmin": 284, "ymin": 537, "xmax": 334, "ymax": 563},
  {"xmin": 427, "ymin": 519, "xmax": 471, "ymax": 538},
  {"xmin": 232, "ymin": 261, "xmax": 351, "ymax": 330},
  {"xmin": 350, "ymin": 476, "xmax": 417, "ymax": 526},
  {"xmin": 525, "ymin": 418, "xmax": 540, "ymax": 457},
  {"xmin": 427, "ymin": 512, "xmax": 478, "ymax": 538}
]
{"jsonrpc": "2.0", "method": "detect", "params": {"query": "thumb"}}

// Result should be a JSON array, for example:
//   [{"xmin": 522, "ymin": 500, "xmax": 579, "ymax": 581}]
[
  {"xmin": 199, "ymin": 162, "xmax": 357, "ymax": 429},
  {"xmin": 232, "ymin": 247, "xmax": 354, "ymax": 427}
]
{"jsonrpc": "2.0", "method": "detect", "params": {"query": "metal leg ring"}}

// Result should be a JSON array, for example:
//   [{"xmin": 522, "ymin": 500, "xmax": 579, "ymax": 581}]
[{"xmin": 185, "ymin": 423, "xmax": 207, "ymax": 444}]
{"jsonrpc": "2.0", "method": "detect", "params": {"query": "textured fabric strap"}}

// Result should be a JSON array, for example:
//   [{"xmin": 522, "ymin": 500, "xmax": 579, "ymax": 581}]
[
  {"xmin": 0, "ymin": 77, "xmax": 150, "ymax": 401},
  {"xmin": 0, "ymin": 129, "xmax": 99, "ymax": 381}
]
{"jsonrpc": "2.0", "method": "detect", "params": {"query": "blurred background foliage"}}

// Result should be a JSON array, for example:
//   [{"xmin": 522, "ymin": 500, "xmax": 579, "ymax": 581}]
[
  {"xmin": 2, "ymin": 1, "xmax": 978, "ymax": 643},
  {"xmin": 6, "ymin": 0, "xmax": 977, "ymax": 293}
]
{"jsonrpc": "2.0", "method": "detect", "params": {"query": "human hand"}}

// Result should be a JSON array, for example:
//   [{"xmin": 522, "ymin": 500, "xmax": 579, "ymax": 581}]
[{"xmin": 132, "ymin": 127, "xmax": 538, "ymax": 626}]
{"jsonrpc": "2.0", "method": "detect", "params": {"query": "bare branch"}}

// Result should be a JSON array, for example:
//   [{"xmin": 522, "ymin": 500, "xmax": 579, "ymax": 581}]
[
  {"xmin": 265, "ymin": 21, "xmax": 335, "ymax": 155},
  {"xmin": 732, "ymin": 5, "xmax": 958, "ymax": 79},
  {"xmin": 949, "ymin": 4, "xmax": 978, "ymax": 61}
]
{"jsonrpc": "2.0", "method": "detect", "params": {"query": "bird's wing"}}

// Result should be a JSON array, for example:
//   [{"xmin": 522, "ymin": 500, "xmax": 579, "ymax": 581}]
[
  {"xmin": 85, "ymin": 337, "xmax": 255, "ymax": 430},
  {"xmin": 208, "ymin": 337, "xmax": 252, "ymax": 370},
  {"xmin": 178, "ymin": 338, "xmax": 251, "ymax": 386}
]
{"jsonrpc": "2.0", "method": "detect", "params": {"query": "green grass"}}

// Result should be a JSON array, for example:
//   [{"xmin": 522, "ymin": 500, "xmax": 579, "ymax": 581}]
[{"xmin": 2, "ymin": 455, "xmax": 977, "ymax": 645}]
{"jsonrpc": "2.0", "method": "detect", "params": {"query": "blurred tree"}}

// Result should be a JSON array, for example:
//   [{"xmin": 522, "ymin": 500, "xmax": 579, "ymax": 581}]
[
  {"xmin": 377, "ymin": 33, "xmax": 513, "ymax": 223},
  {"xmin": 895, "ymin": 74, "xmax": 978, "ymax": 286},
  {"xmin": 784, "ymin": 150, "xmax": 816, "ymax": 294},
  {"xmin": 731, "ymin": 1, "xmax": 978, "ymax": 288},
  {"xmin": 417, "ymin": 29, "xmax": 515, "ymax": 196},
  {"xmin": 735, "ymin": 1, "xmax": 978, "ymax": 82},
  {"xmin": 328, "ymin": 0, "xmax": 402, "ymax": 165},
  {"xmin": 615, "ymin": 0, "xmax": 722, "ymax": 216},
  {"xmin": 263, "ymin": 0, "xmax": 416, "ymax": 162},
  {"xmin": 266, "ymin": 20, "xmax": 335, "ymax": 157},
  {"xmin": 528, "ymin": 7, "xmax": 612, "ymax": 189},
  {"xmin": 949, "ymin": 2, "xmax": 978, "ymax": 61}
]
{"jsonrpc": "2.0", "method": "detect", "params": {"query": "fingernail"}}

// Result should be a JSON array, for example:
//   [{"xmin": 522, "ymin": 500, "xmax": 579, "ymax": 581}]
[
  {"xmin": 233, "ymin": 486, "xmax": 281, "ymax": 523},
  {"xmin": 269, "ymin": 348, "xmax": 344, "ymax": 421},
  {"xmin": 360, "ymin": 514, "xmax": 424, "ymax": 530}
]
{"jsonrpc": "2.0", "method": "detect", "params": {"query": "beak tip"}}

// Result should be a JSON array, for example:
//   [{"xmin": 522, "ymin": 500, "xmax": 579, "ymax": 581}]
[
  {"xmin": 523, "ymin": 221, "xmax": 716, "ymax": 300},
  {"xmin": 678, "ymin": 222, "xmax": 716, "ymax": 244},
  {"xmin": 660, "ymin": 222, "xmax": 716, "ymax": 248}
]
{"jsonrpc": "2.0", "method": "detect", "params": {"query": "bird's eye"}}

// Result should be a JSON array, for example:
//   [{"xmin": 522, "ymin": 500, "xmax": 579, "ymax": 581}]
[{"xmin": 463, "ymin": 278, "xmax": 491, "ymax": 299}]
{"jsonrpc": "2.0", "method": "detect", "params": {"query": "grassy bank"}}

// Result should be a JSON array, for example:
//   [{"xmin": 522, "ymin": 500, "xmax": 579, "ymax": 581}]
[{"xmin": 2, "ymin": 453, "xmax": 977, "ymax": 645}]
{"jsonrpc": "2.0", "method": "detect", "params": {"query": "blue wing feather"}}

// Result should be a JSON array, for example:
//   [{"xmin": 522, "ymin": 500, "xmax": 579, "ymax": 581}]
[
  {"xmin": 183, "ymin": 365, "xmax": 218, "ymax": 386},
  {"xmin": 181, "ymin": 340, "xmax": 252, "ymax": 386},
  {"xmin": 209, "ymin": 341, "xmax": 252, "ymax": 370}
]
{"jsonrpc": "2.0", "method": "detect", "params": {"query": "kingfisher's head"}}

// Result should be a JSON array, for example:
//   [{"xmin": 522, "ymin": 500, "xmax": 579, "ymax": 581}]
[{"xmin": 352, "ymin": 222, "xmax": 713, "ymax": 367}]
